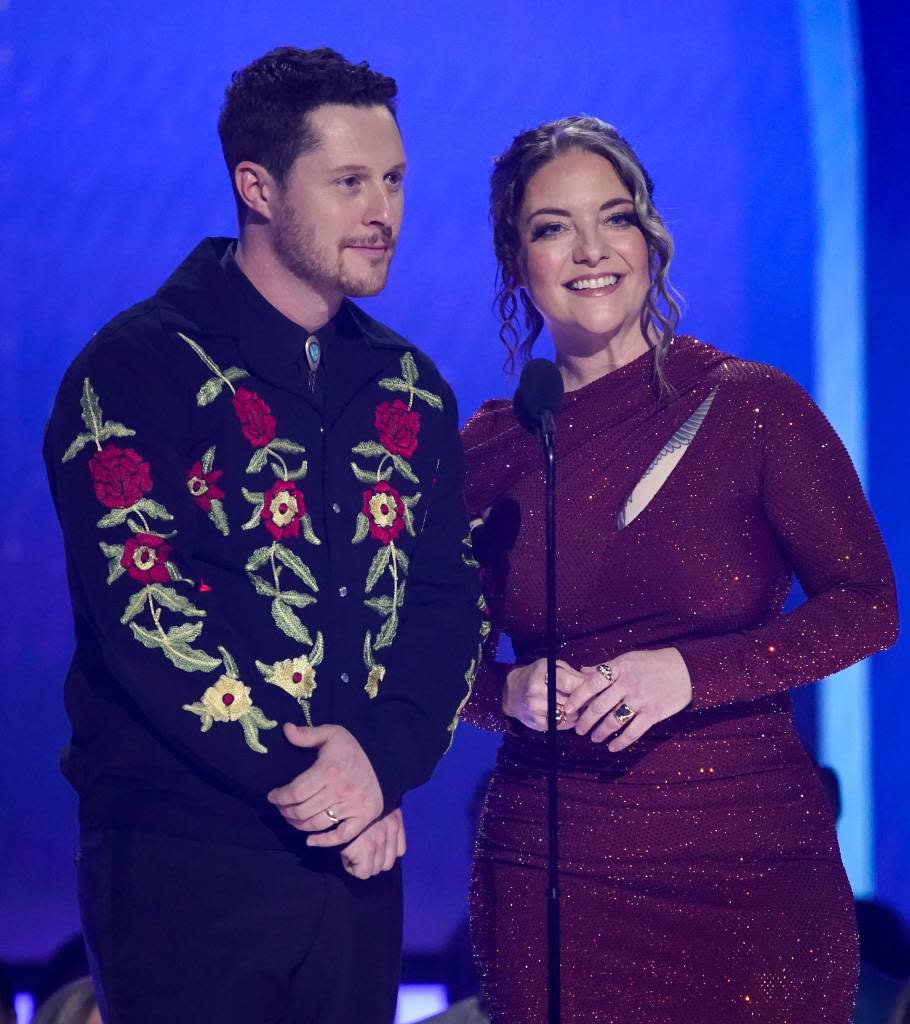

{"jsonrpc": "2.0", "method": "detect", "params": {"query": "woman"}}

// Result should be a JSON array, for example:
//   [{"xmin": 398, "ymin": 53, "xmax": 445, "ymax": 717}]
[{"xmin": 460, "ymin": 116, "xmax": 898, "ymax": 1024}]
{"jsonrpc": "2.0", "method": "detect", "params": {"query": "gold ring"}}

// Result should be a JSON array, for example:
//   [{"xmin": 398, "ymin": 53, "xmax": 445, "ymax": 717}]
[
  {"xmin": 613, "ymin": 703, "xmax": 635, "ymax": 726},
  {"xmin": 597, "ymin": 663, "xmax": 615, "ymax": 685},
  {"xmin": 325, "ymin": 807, "xmax": 340, "ymax": 824},
  {"xmin": 554, "ymin": 702, "xmax": 566, "ymax": 724}
]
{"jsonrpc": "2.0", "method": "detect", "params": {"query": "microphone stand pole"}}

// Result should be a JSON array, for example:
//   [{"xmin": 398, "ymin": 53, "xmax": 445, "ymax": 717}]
[{"xmin": 540, "ymin": 408, "xmax": 560, "ymax": 1024}]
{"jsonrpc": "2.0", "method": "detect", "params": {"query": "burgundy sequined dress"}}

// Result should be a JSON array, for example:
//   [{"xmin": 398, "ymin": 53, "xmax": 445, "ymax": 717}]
[{"xmin": 460, "ymin": 337, "xmax": 897, "ymax": 1024}]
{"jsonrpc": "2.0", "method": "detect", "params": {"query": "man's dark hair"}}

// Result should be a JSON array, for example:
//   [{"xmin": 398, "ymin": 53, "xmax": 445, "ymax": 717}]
[{"xmin": 218, "ymin": 46, "xmax": 398, "ymax": 219}]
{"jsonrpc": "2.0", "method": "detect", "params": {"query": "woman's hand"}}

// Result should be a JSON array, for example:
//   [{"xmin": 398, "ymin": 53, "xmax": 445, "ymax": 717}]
[
  {"xmin": 340, "ymin": 808, "xmax": 406, "ymax": 880},
  {"xmin": 561, "ymin": 648, "xmax": 693, "ymax": 751},
  {"xmin": 503, "ymin": 659, "xmax": 587, "ymax": 731}
]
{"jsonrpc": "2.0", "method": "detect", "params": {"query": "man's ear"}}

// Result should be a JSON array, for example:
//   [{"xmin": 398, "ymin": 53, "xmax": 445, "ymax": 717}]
[{"xmin": 234, "ymin": 161, "xmax": 277, "ymax": 221}]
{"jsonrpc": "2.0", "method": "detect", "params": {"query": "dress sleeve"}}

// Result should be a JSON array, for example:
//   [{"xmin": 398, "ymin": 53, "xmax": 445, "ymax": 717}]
[
  {"xmin": 45, "ymin": 338, "xmax": 318, "ymax": 800},
  {"xmin": 348, "ymin": 381, "xmax": 485, "ymax": 810},
  {"xmin": 676, "ymin": 372, "xmax": 898, "ymax": 710}
]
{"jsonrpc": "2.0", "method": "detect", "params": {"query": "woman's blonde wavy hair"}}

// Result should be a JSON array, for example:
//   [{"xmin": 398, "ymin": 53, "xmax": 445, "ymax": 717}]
[{"xmin": 490, "ymin": 115, "xmax": 682, "ymax": 393}]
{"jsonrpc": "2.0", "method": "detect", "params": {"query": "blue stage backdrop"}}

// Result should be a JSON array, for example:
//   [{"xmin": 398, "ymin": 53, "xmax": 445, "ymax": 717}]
[{"xmin": 1, "ymin": 0, "xmax": 905, "ymax": 962}]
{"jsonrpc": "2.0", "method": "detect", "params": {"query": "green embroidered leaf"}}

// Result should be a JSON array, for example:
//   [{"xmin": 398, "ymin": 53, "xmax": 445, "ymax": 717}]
[
  {"xmin": 352, "ymin": 513, "xmax": 370, "ymax": 543},
  {"xmin": 166, "ymin": 621, "xmax": 204, "ymax": 644},
  {"xmin": 378, "ymin": 376, "xmax": 409, "ymax": 394},
  {"xmin": 310, "ymin": 630, "xmax": 325, "ymax": 668},
  {"xmin": 274, "ymin": 545, "xmax": 319, "ymax": 591},
  {"xmin": 120, "ymin": 588, "xmax": 151, "ymax": 624},
  {"xmin": 240, "ymin": 714, "xmax": 271, "ymax": 754},
  {"xmin": 246, "ymin": 448, "xmax": 270, "ymax": 474},
  {"xmin": 412, "ymin": 387, "xmax": 443, "ymax": 410},
  {"xmin": 300, "ymin": 514, "xmax": 321, "ymax": 546},
  {"xmin": 166, "ymin": 561, "xmax": 191, "ymax": 584},
  {"xmin": 196, "ymin": 376, "xmax": 224, "ymax": 407},
  {"xmin": 182, "ymin": 702, "xmax": 215, "ymax": 732},
  {"xmin": 241, "ymin": 489, "xmax": 265, "ymax": 530},
  {"xmin": 280, "ymin": 589, "xmax": 317, "ymax": 609},
  {"xmin": 62, "ymin": 431, "xmax": 94, "ymax": 463},
  {"xmin": 364, "ymin": 595, "xmax": 394, "ymax": 615},
  {"xmin": 249, "ymin": 706, "xmax": 278, "ymax": 729},
  {"xmin": 463, "ymin": 553, "xmax": 480, "ymax": 568},
  {"xmin": 401, "ymin": 352, "xmax": 418, "ymax": 384},
  {"xmin": 283, "ymin": 460, "xmax": 308, "ymax": 481},
  {"xmin": 394, "ymin": 547, "xmax": 410, "ymax": 575},
  {"xmin": 245, "ymin": 546, "xmax": 272, "ymax": 572},
  {"xmin": 402, "ymin": 504, "xmax": 416, "ymax": 537},
  {"xmin": 365, "ymin": 545, "xmax": 391, "ymax": 593},
  {"xmin": 352, "ymin": 441, "xmax": 388, "ymax": 458},
  {"xmin": 374, "ymin": 611, "xmax": 398, "ymax": 650},
  {"xmin": 363, "ymin": 630, "xmax": 374, "ymax": 668},
  {"xmin": 208, "ymin": 499, "xmax": 229, "ymax": 537},
  {"xmin": 130, "ymin": 623, "xmax": 222, "ymax": 672},
  {"xmin": 390, "ymin": 454, "xmax": 419, "ymax": 483},
  {"xmin": 269, "ymin": 438, "xmax": 307, "ymax": 455},
  {"xmin": 80, "ymin": 378, "xmax": 104, "ymax": 442},
  {"xmin": 254, "ymin": 659, "xmax": 274, "ymax": 682},
  {"xmin": 125, "ymin": 517, "xmax": 176, "ymax": 539},
  {"xmin": 99, "ymin": 421, "xmax": 137, "ymax": 442},
  {"xmin": 249, "ymin": 572, "xmax": 278, "ymax": 598},
  {"xmin": 351, "ymin": 461, "xmax": 392, "ymax": 484},
  {"xmin": 134, "ymin": 498, "xmax": 174, "ymax": 522},
  {"xmin": 401, "ymin": 493, "xmax": 422, "ymax": 507},
  {"xmin": 396, "ymin": 580, "xmax": 407, "ymax": 607},
  {"xmin": 97, "ymin": 506, "xmax": 132, "ymax": 528},
  {"xmin": 480, "ymin": 620, "xmax": 492, "ymax": 638},
  {"xmin": 99, "ymin": 541, "xmax": 126, "ymax": 583},
  {"xmin": 218, "ymin": 645, "xmax": 239, "ymax": 679},
  {"xmin": 224, "ymin": 366, "xmax": 249, "ymax": 384},
  {"xmin": 178, "ymin": 332, "xmax": 225, "ymax": 380},
  {"xmin": 271, "ymin": 598, "xmax": 313, "ymax": 645},
  {"xmin": 148, "ymin": 584, "xmax": 205, "ymax": 617},
  {"xmin": 201, "ymin": 446, "xmax": 216, "ymax": 474}
]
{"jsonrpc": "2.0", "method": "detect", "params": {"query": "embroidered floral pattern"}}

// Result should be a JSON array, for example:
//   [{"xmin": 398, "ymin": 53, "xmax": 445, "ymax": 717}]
[
  {"xmin": 183, "ymin": 646, "xmax": 277, "ymax": 753},
  {"xmin": 375, "ymin": 400, "xmax": 420, "ymax": 458},
  {"xmin": 121, "ymin": 533, "xmax": 172, "ymax": 583},
  {"xmin": 178, "ymin": 333, "xmax": 322, "ymax": 647},
  {"xmin": 64, "ymin": 378, "xmax": 226, "ymax": 677},
  {"xmin": 186, "ymin": 446, "xmax": 229, "ymax": 536},
  {"xmin": 351, "ymin": 352, "xmax": 441, "ymax": 695},
  {"xmin": 256, "ymin": 631, "xmax": 325, "ymax": 726}
]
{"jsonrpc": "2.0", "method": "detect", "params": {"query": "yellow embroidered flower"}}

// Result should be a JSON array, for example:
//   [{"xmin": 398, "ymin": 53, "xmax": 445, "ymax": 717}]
[
  {"xmin": 201, "ymin": 675, "xmax": 254, "ymax": 722},
  {"xmin": 365, "ymin": 663, "xmax": 386, "ymax": 699},
  {"xmin": 270, "ymin": 655, "xmax": 316, "ymax": 699},
  {"xmin": 368, "ymin": 491, "xmax": 398, "ymax": 529}
]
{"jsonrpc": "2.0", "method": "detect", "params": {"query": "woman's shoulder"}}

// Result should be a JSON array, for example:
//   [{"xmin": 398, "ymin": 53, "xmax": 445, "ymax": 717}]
[
  {"xmin": 460, "ymin": 397, "xmax": 516, "ymax": 450},
  {"xmin": 679, "ymin": 338, "xmax": 814, "ymax": 406}
]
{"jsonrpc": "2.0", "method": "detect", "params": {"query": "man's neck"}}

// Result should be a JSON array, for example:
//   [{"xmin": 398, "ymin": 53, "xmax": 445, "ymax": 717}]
[{"xmin": 234, "ymin": 231, "xmax": 342, "ymax": 333}]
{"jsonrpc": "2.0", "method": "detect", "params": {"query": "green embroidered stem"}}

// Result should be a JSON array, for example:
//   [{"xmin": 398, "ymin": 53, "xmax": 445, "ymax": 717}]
[
  {"xmin": 268, "ymin": 447, "xmax": 289, "ymax": 481},
  {"xmin": 269, "ymin": 542, "xmax": 282, "ymax": 594},
  {"xmin": 178, "ymin": 333, "xmax": 238, "ymax": 394}
]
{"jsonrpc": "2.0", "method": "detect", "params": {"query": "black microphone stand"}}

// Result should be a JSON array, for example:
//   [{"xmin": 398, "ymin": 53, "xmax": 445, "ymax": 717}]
[{"xmin": 540, "ymin": 407, "xmax": 560, "ymax": 1024}]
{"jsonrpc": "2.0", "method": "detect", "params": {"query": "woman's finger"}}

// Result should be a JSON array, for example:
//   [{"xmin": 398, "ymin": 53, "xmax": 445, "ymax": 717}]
[
  {"xmin": 574, "ymin": 688, "xmax": 626, "ymax": 736},
  {"xmin": 607, "ymin": 712, "xmax": 653, "ymax": 752}
]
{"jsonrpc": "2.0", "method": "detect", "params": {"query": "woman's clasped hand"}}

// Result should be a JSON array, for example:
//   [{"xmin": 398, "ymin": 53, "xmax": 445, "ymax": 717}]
[{"xmin": 504, "ymin": 648, "xmax": 693, "ymax": 752}]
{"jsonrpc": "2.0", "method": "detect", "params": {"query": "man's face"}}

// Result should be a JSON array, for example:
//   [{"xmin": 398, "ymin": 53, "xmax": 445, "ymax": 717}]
[{"xmin": 271, "ymin": 103, "xmax": 406, "ymax": 299}]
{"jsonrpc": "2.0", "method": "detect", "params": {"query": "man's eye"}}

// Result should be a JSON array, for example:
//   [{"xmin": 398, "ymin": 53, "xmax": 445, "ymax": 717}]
[
  {"xmin": 385, "ymin": 172, "xmax": 403, "ymax": 187},
  {"xmin": 339, "ymin": 176, "xmax": 361, "ymax": 189}
]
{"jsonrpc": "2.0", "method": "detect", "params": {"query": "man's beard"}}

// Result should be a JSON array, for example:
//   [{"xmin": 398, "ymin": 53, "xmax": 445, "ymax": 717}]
[{"xmin": 272, "ymin": 200, "xmax": 394, "ymax": 298}]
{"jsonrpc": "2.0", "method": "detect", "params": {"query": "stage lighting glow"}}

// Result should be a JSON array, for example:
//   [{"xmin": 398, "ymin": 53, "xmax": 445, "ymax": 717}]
[{"xmin": 396, "ymin": 983, "xmax": 449, "ymax": 1022}]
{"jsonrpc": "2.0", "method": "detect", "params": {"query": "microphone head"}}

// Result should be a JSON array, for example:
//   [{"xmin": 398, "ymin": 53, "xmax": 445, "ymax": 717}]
[{"xmin": 513, "ymin": 358, "xmax": 564, "ymax": 430}]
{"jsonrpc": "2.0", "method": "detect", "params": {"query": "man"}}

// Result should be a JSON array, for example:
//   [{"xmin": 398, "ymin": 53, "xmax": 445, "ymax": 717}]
[{"xmin": 44, "ymin": 47, "xmax": 482, "ymax": 1023}]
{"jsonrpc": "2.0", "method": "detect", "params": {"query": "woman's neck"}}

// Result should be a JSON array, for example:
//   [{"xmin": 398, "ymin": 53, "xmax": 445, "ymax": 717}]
[{"xmin": 554, "ymin": 328, "xmax": 651, "ymax": 392}]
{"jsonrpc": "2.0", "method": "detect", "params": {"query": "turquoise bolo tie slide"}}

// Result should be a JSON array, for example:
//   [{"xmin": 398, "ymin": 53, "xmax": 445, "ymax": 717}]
[{"xmin": 305, "ymin": 335, "xmax": 321, "ymax": 372}]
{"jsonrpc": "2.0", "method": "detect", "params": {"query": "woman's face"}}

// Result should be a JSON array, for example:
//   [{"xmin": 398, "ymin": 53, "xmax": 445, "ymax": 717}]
[{"xmin": 519, "ymin": 148, "xmax": 650, "ymax": 356}]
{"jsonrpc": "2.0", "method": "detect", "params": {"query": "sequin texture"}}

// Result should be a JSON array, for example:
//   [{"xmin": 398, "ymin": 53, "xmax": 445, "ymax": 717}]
[{"xmin": 460, "ymin": 337, "xmax": 898, "ymax": 1024}]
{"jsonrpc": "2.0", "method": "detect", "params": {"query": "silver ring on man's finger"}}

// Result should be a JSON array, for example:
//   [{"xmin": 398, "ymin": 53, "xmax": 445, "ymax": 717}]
[{"xmin": 325, "ymin": 807, "xmax": 340, "ymax": 824}]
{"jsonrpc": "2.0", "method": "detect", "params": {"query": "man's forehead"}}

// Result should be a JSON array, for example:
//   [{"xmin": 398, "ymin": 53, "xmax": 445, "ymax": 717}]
[{"xmin": 304, "ymin": 103, "xmax": 404, "ymax": 162}]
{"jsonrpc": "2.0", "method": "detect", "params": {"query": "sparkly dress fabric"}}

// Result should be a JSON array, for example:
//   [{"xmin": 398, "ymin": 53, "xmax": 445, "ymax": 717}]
[{"xmin": 460, "ymin": 338, "xmax": 898, "ymax": 1024}]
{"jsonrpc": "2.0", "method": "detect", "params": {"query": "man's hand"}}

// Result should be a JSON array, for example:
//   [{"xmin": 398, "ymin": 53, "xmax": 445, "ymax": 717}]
[
  {"xmin": 267, "ymin": 724, "xmax": 384, "ymax": 847},
  {"xmin": 340, "ymin": 808, "xmax": 406, "ymax": 879}
]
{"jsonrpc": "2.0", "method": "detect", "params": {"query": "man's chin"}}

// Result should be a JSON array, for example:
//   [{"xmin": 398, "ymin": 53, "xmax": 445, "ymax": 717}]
[{"xmin": 342, "ymin": 270, "xmax": 391, "ymax": 299}]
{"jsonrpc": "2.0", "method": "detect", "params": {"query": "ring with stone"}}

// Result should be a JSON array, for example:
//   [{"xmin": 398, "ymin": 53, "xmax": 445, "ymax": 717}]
[
  {"xmin": 554, "ymin": 702, "xmax": 566, "ymax": 724},
  {"xmin": 613, "ymin": 703, "xmax": 635, "ymax": 726}
]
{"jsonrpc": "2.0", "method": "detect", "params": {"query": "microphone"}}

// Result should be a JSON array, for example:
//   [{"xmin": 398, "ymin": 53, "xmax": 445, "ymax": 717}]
[{"xmin": 513, "ymin": 358, "xmax": 564, "ymax": 439}]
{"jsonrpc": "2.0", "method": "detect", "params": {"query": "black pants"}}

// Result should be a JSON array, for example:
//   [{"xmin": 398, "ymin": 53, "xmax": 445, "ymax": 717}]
[{"xmin": 77, "ymin": 828, "xmax": 403, "ymax": 1024}]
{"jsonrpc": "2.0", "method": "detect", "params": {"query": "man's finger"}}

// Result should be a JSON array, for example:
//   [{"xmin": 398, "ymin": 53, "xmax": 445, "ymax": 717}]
[
  {"xmin": 267, "ymin": 774, "xmax": 328, "ymax": 810},
  {"xmin": 306, "ymin": 816, "xmax": 367, "ymax": 848},
  {"xmin": 282, "ymin": 722, "xmax": 334, "ymax": 749}
]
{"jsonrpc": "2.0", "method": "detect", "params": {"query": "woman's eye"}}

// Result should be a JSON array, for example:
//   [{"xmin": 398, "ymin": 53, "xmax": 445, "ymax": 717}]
[
  {"xmin": 605, "ymin": 211, "xmax": 636, "ymax": 228},
  {"xmin": 531, "ymin": 222, "xmax": 564, "ymax": 241}
]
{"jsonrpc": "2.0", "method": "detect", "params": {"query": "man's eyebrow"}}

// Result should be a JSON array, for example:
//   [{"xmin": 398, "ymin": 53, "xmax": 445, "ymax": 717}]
[
  {"xmin": 525, "ymin": 197, "xmax": 634, "ymax": 223},
  {"xmin": 327, "ymin": 161, "xmax": 408, "ymax": 175}
]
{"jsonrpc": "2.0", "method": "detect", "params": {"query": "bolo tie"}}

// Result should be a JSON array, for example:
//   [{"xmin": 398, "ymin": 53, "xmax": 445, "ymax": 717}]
[{"xmin": 305, "ymin": 334, "xmax": 321, "ymax": 392}]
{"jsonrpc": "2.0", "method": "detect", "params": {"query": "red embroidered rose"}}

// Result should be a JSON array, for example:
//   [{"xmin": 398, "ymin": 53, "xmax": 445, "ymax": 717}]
[
  {"xmin": 362, "ymin": 482, "xmax": 404, "ymax": 545},
  {"xmin": 120, "ymin": 533, "xmax": 172, "ymax": 583},
  {"xmin": 232, "ymin": 387, "xmax": 277, "ymax": 448},
  {"xmin": 262, "ymin": 480, "xmax": 306, "ymax": 541},
  {"xmin": 185, "ymin": 461, "xmax": 225, "ymax": 512},
  {"xmin": 375, "ymin": 400, "xmax": 420, "ymax": 458},
  {"xmin": 88, "ymin": 444, "xmax": 152, "ymax": 509}
]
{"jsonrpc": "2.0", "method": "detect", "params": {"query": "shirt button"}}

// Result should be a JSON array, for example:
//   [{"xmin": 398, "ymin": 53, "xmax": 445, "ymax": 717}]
[
  {"xmin": 332, "ymin": 502, "xmax": 341, "ymax": 514},
  {"xmin": 340, "ymin": 672, "xmax": 350, "ymax": 684},
  {"xmin": 338, "ymin": 586, "xmax": 348, "ymax": 597}
]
